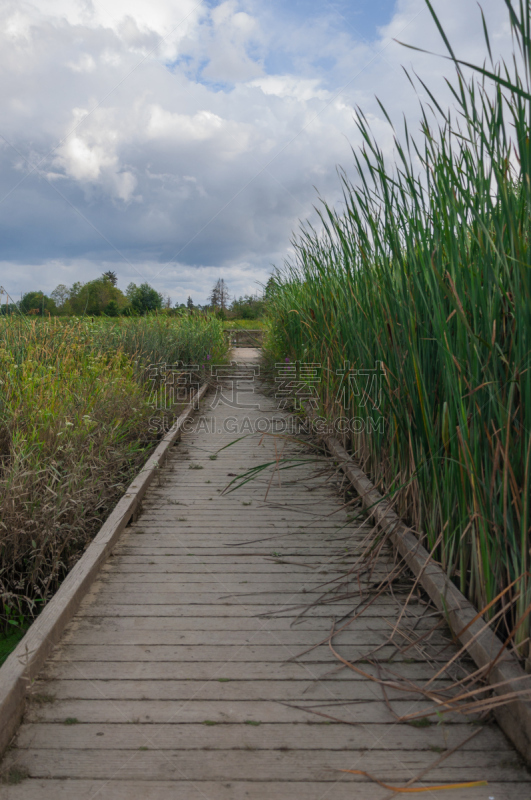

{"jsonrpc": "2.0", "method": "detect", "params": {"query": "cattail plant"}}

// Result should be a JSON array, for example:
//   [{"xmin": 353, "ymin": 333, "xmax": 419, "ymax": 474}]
[{"xmin": 265, "ymin": 1, "xmax": 531, "ymax": 654}]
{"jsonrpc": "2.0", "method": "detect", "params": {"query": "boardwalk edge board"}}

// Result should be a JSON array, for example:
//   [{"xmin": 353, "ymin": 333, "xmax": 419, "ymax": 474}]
[
  {"xmin": 323, "ymin": 433, "xmax": 531, "ymax": 764},
  {"xmin": 0, "ymin": 382, "xmax": 209, "ymax": 756}
]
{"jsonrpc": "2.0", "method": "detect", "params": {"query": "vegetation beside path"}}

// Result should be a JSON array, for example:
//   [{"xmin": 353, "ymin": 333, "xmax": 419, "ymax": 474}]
[
  {"xmin": 0, "ymin": 315, "xmax": 227, "ymax": 637},
  {"xmin": 265, "ymin": 3, "xmax": 531, "ymax": 656}
]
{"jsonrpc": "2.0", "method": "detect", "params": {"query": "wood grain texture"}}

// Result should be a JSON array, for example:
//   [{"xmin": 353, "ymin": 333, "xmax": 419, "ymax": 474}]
[
  {"xmin": 1, "ymin": 781, "xmax": 528, "ymax": 800},
  {"xmin": 0, "ymin": 351, "xmax": 528, "ymax": 798}
]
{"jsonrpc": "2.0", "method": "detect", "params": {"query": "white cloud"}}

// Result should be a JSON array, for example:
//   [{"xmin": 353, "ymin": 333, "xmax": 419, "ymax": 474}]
[
  {"xmin": 0, "ymin": 0, "xmax": 519, "ymax": 303},
  {"xmin": 146, "ymin": 106, "xmax": 251, "ymax": 158},
  {"xmin": 60, "ymin": 135, "xmax": 112, "ymax": 182},
  {"xmin": 67, "ymin": 53, "xmax": 97, "ymax": 73},
  {"xmin": 249, "ymin": 76, "xmax": 330, "ymax": 102},
  {"xmin": 200, "ymin": 1, "xmax": 263, "ymax": 82},
  {"xmin": 26, "ymin": 0, "xmax": 203, "ymax": 54}
]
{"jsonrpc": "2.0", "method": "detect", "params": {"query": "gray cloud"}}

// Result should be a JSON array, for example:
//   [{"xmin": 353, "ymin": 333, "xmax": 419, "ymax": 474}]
[{"xmin": 0, "ymin": 0, "xmax": 514, "ymax": 303}]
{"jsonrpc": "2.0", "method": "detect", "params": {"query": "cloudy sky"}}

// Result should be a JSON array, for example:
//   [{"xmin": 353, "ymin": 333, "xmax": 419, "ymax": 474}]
[{"xmin": 0, "ymin": 0, "xmax": 513, "ymax": 305}]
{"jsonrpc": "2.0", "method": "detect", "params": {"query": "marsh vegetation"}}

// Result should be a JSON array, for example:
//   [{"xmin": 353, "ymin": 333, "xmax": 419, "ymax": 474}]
[
  {"xmin": 0, "ymin": 315, "xmax": 227, "ymax": 633},
  {"xmin": 265, "ymin": 3, "xmax": 531, "ymax": 655}
]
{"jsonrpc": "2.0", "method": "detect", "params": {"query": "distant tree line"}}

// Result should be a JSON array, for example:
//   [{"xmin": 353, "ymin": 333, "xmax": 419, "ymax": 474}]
[
  {"xmin": 4, "ymin": 274, "xmax": 276, "ymax": 318},
  {"xmin": 173, "ymin": 277, "xmax": 274, "ymax": 320},
  {"xmin": 9, "ymin": 273, "xmax": 165, "ymax": 317}
]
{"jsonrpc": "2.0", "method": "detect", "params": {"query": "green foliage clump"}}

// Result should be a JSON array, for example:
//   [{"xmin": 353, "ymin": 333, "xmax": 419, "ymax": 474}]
[
  {"xmin": 52, "ymin": 275, "xmax": 129, "ymax": 316},
  {"xmin": 28, "ymin": 274, "xmax": 168, "ymax": 317},
  {"xmin": 230, "ymin": 295, "xmax": 266, "ymax": 320},
  {"xmin": 19, "ymin": 291, "xmax": 56, "ymax": 316},
  {"xmin": 127, "ymin": 282, "xmax": 163, "ymax": 315}
]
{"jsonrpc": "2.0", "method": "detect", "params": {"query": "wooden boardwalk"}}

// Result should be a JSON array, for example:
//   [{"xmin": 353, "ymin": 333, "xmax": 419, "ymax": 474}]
[{"xmin": 1, "ymin": 349, "xmax": 529, "ymax": 798}]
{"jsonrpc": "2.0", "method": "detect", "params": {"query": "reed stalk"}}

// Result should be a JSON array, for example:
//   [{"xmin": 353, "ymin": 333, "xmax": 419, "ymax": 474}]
[{"xmin": 265, "ymin": 1, "xmax": 531, "ymax": 653}]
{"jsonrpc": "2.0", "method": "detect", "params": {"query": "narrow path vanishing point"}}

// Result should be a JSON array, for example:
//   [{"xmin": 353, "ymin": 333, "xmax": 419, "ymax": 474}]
[{"xmin": 1, "ymin": 348, "xmax": 529, "ymax": 799}]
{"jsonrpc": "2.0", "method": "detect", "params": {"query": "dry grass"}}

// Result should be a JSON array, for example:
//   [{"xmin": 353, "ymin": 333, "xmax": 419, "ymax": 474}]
[{"xmin": 0, "ymin": 315, "xmax": 227, "ymax": 631}]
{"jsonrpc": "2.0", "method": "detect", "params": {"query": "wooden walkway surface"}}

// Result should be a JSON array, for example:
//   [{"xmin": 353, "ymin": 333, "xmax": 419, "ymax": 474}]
[{"xmin": 1, "ymin": 349, "xmax": 530, "ymax": 798}]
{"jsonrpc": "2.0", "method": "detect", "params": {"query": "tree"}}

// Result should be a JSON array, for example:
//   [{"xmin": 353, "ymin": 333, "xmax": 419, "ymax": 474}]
[
  {"xmin": 231, "ymin": 294, "xmax": 265, "ymax": 320},
  {"xmin": 209, "ymin": 278, "xmax": 229, "ymax": 311},
  {"xmin": 51, "ymin": 284, "xmax": 70, "ymax": 308},
  {"xmin": 70, "ymin": 281, "xmax": 83, "ymax": 299},
  {"xmin": 126, "ymin": 282, "xmax": 137, "ymax": 301},
  {"xmin": 209, "ymin": 282, "xmax": 220, "ymax": 308},
  {"xmin": 19, "ymin": 291, "xmax": 56, "ymax": 316},
  {"xmin": 264, "ymin": 275, "xmax": 279, "ymax": 302},
  {"xmin": 130, "ymin": 282, "xmax": 163, "ymax": 315},
  {"xmin": 104, "ymin": 300, "xmax": 120, "ymax": 317},
  {"xmin": 160, "ymin": 292, "xmax": 172, "ymax": 309},
  {"xmin": 67, "ymin": 278, "xmax": 128, "ymax": 316},
  {"xmin": 187, "ymin": 296, "xmax": 194, "ymax": 310},
  {"xmin": 102, "ymin": 270, "xmax": 118, "ymax": 286}
]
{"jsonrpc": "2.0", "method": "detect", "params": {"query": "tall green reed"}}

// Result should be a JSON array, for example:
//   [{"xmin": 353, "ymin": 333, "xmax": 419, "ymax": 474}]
[{"xmin": 266, "ymin": 1, "xmax": 531, "ymax": 652}]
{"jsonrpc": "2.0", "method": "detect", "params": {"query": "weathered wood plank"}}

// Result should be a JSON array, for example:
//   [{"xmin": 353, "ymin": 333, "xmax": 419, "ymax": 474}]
[
  {"xmin": 75, "ymin": 603, "xmax": 445, "ymax": 619},
  {"xmin": 63, "ymin": 621, "xmax": 440, "ymax": 645},
  {"xmin": 93, "ymin": 577, "xmax": 372, "ymax": 589},
  {"xmin": 88, "ymin": 592, "xmax": 428, "ymax": 609},
  {"xmin": 21, "ymin": 698, "xmax": 484, "ymax": 725},
  {"xmin": 108, "ymin": 555, "xmax": 357, "ymax": 565},
  {"xmin": 40, "ymin": 660, "xmax": 456, "ymax": 682},
  {"xmin": 63, "ymin": 616, "xmax": 350, "ymax": 632},
  {"xmin": 15, "ymin": 722, "xmax": 509, "ymax": 752},
  {"xmin": 4, "ymin": 748, "xmax": 527, "ymax": 782},
  {"xmin": 48, "ymin": 644, "xmax": 453, "ymax": 663},
  {"xmin": 30, "ymin": 678, "xmax": 458, "ymax": 703},
  {"xmin": 0, "ymin": 780, "xmax": 524, "ymax": 800},
  {"xmin": 101, "ymin": 563, "xmax": 347, "ymax": 574},
  {"xmin": 115, "ymin": 547, "xmax": 364, "ymax": 555}
]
